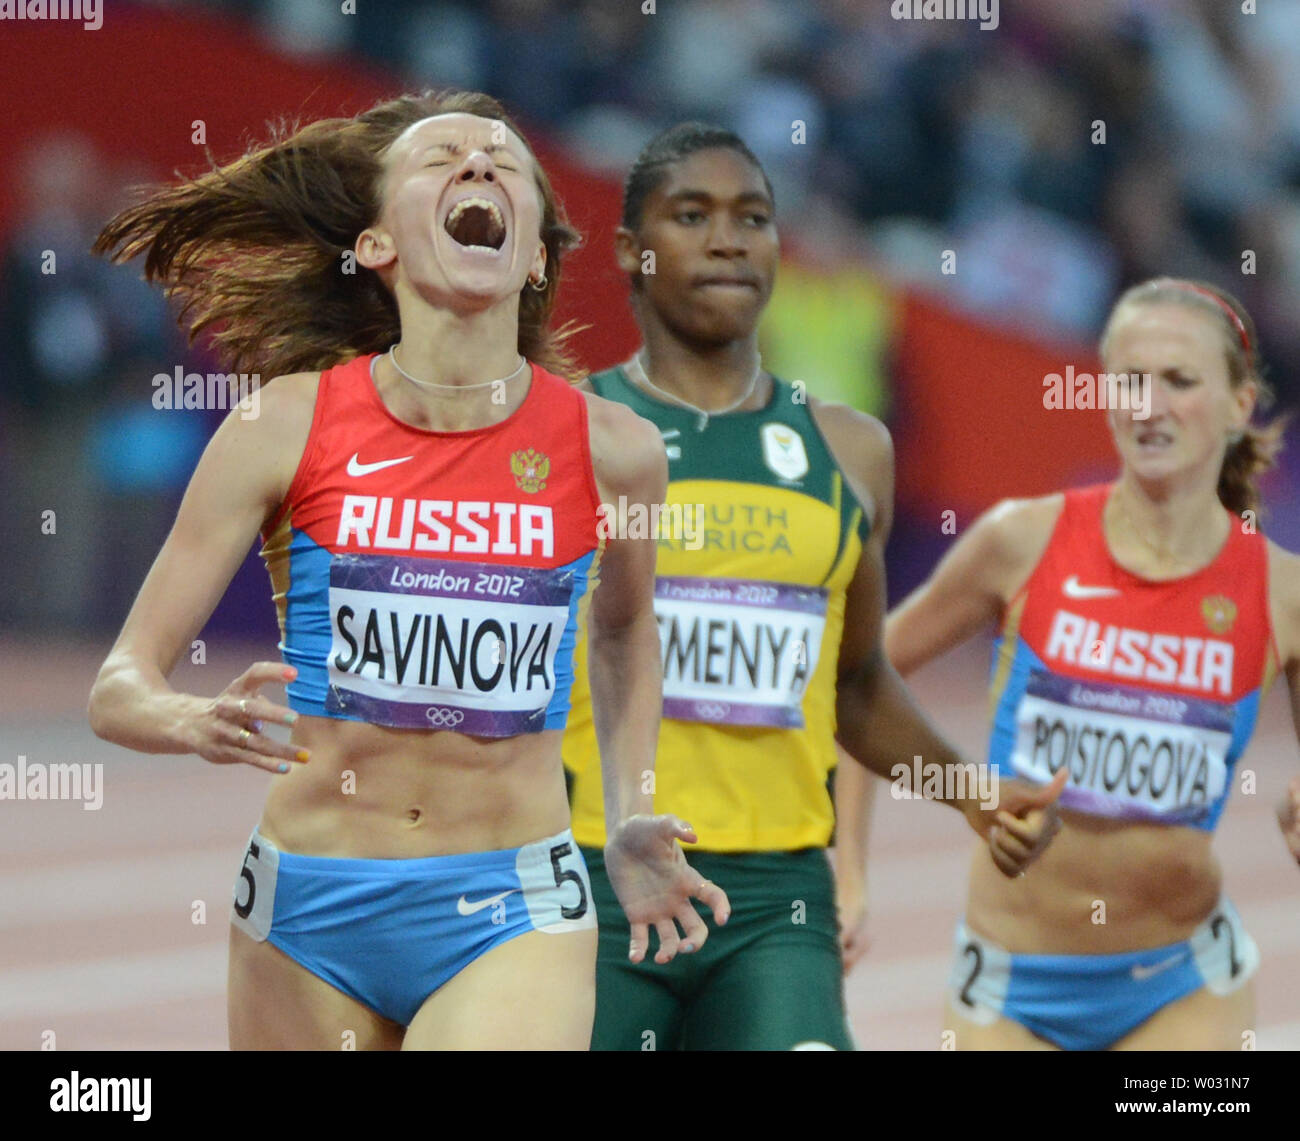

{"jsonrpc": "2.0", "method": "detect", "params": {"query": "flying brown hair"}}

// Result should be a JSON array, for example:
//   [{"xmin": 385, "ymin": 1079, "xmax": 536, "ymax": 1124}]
[{"xmin": 93, "ymin": 89, "xmax": 583, "ymax": 381}]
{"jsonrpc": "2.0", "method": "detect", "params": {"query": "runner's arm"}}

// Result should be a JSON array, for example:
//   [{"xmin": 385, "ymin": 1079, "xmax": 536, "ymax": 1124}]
[
  {"xmin": 823, "ymin": 413, "xmax": 1065, "ymax": 872},
  {"xmin": 87, "ymin": 376, "xmax": 314, "ymax": 762},
  {"xmin": 885, "ymin": 497, "xmax": 1059, "ymax": 676},
  {"xmin": 831, "ymin": 750, "xmax": 876, "ymax": 968},
  {"xmin": 823, "ymin": 411, "xmax": 970, "ymax": 797},
  {"xmin": 584, "ymin": 396, "xmax": 731, "ymax": 960},
  {"xmin": 584, "ymin": 397, "xmax": 667, "ymax": 828}
]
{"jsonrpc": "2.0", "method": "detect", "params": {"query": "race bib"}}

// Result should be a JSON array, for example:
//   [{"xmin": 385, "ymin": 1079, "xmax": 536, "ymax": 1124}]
[
  {"xmin": 1010, "ymin": 671, "xmax": 1235, "ymax": 824},
  {"xmin": 326, "ymin": 553, "xmax": 572, "ymax": 734},
  {"xmin": 655, "ymin": 575, "xmax": 828, "ymax": 727}
]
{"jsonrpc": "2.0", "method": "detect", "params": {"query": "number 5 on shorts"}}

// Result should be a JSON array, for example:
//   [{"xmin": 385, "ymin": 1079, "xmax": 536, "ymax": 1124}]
[
  {"xmin": 231, "ymin": 831, "xmax": 279, "ymax": 941},
  {"xmin": 517, "ymin": 835, "xmax": 596, "ymax": 932},
  {"xmin": 549, "ymin": 842, "xmax": 588, "ymax": 920}
]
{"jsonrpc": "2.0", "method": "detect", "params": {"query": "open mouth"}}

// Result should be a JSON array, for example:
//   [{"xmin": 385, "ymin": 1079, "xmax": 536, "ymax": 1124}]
[
  {"xmin": 1136, "ymin": 429, "xmax": 1173, "ymax": 448},
  {"xmin": 443, "ymin": 196, "xmax": 506, "ymax": 252}
]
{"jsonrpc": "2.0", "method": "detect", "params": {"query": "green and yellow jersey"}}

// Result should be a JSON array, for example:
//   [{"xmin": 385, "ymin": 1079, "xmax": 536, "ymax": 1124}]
[{"xmin": 564, "ymin": 364, "xmax": 869, "ymax": 851}]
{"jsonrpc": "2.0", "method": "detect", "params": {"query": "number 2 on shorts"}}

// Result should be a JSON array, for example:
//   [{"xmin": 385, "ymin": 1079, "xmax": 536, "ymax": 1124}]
[
  {"xmin": 1210, "ymin": 913, "xmax": 1241, "ymax": 978},
  {"xmin": 958, "ymin": 941, "xmax": 983, "ymax": 1007}
]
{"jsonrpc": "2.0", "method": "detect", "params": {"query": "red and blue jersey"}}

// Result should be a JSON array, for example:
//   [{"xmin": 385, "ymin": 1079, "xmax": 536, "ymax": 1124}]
[
  {"xmin": 987, "ymin": 483, "xmax": 1279, "ymax": 830},
  {"xmin": 259, "ymin": 353, "xmax": 603, "ymax": 736}
]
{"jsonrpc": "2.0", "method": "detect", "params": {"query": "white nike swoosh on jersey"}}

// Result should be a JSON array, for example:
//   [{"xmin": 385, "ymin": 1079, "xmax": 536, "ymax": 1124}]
[
  {"xmin": 1063, "ymin": 575, "xmax": 1121, "ymax": 600},
  {"xmin": 661, "ymin": 428, "xmax": 681, "ymax": 441},
  {"xmin": 347, "ymin": 453, "xmax": 414, "ymax": 477},
  {"xmin": 456, "ymin": 888, "xmax": 519, "ymax": 917},
  {"xmin": 1130, "ymin": 952, "xmax": 1188, "ymax": 981}
]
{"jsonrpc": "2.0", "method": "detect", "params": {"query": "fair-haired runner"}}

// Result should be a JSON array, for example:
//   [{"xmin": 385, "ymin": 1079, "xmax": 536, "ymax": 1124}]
[{"xmin": 887, "ymin": 278, "xmax": 1300, "ymax": 1049}]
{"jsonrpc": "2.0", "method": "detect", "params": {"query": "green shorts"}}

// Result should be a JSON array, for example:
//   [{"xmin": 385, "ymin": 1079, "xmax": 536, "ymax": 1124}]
[{"xmin": 583, "ymin": 845, "xmax": 854, "ymax": 1051}]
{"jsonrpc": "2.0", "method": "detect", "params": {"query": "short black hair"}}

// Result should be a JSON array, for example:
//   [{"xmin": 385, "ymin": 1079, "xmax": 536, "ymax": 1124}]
[{"xmin": 621, "ymin": 122, "xmax": 774, "ymax": 231}]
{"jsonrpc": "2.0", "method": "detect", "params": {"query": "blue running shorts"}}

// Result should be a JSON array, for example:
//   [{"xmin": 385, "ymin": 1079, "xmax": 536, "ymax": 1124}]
[
  {"xmin": 947, "ymin": 897, "xmax": 1258, "ymax": 1050},
  {"xmin": 230, "ymin": 826, "xmax": 597, "ymax": 1025}
]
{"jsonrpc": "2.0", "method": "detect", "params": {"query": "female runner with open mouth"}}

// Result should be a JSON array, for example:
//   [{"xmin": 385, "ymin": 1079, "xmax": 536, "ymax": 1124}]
[{"xmin": 89, "ymin": 89, "xmax": 729, "ymax": 1050}]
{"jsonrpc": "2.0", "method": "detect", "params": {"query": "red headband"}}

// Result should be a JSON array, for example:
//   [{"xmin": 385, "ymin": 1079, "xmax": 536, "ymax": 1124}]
[{"xmin": 1162, "ymin": 281, "xmax": 1250, "ymax": 354}]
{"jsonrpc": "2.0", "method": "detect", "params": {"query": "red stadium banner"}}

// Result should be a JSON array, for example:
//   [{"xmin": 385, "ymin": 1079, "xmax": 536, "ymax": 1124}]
[
  {"xmin": 0, "ymin": 5, "xmax": 640, "ymax": 374},
  {"xmin": 892, "ymin": 289, "xmax": 1117, "ymax": 519}
]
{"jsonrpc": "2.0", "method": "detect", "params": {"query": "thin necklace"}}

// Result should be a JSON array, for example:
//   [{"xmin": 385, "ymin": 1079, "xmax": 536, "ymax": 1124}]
[
  {"xmin": 1109, "ymin": 487, "xmax": 1214, "ymax": 574},
  {"xmin": 624, "ymin": 350, "xmax": 763, "ymax": 432},
  {"xmin": 388, "ymin": 345, "xmax": 528, "ymax": 391}
]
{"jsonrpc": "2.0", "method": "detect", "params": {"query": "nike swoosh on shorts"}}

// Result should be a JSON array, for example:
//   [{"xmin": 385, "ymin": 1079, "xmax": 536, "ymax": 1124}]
[
  {"xmin": 456, "ymin": 889, "xmax": 520, "ymax": 917},
  {"xmin": 1130, "ymin": 952, "xmax": 1188, "ymax": 981}
]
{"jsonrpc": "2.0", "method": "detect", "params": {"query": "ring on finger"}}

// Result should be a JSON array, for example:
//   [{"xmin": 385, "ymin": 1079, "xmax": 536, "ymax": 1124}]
[{"xmin": 239, "ymin": 727, "xmax": 251, "ymax": 747}]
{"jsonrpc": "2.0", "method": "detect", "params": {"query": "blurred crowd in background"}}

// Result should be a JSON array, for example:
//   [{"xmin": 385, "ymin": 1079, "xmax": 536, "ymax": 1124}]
[
  {"xmin": 4, "ymin": 0, "xmax": 1300, "ymax": 635},
  {"xmin": 163, "ymin": 0, "xmax": 1300, "ymax": 390}
]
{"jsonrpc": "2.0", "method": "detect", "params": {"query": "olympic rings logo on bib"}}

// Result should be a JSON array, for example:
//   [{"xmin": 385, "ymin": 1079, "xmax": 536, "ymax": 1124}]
[
  {"xmin": 692, "ymin": 702, "xmax": 732, "ymax": 721},
  {"xmin": 424, "ymin": 707, "xmax": 467, "ymax": 728}
]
